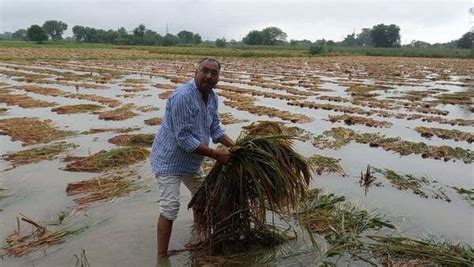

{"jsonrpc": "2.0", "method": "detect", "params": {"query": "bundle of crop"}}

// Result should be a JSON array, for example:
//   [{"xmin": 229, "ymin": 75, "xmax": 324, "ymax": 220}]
[{"xmin": 188, "ymin": 121, "xmax": 312, "ymax": 255}]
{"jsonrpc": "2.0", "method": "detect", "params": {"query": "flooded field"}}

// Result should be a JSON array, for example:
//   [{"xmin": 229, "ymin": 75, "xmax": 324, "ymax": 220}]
[{"xmin": 0, "ymin": 50, "xmax": 473, "ymax": 266}]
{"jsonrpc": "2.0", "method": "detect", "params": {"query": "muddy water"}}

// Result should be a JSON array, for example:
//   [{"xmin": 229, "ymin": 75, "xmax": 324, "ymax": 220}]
[{"xmin": 0, "ymin": 60, "xmax": 473, "ymax": 266}]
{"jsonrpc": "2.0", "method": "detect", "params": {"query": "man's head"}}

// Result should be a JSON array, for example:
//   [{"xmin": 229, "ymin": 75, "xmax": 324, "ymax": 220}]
[{"xmin": 195, "ymin": 57, "xmax": 220, "ymax": 93}]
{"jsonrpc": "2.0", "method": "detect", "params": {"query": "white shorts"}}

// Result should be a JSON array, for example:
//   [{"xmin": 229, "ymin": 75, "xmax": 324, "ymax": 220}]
[{"xmin": 156, "ymin": 170, "xmax": 204, "ymax": 221}]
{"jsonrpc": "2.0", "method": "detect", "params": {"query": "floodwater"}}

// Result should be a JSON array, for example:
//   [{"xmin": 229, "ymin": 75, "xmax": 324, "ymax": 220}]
[{"xmin": 0, "ymin": 57, "xmax": 472, "ymax": 266}]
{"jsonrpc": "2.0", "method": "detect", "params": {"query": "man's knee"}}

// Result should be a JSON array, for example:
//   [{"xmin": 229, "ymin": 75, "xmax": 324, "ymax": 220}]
[{"xmin": 159, "ymin": 200, "xmax": 180, "ymax": 221}]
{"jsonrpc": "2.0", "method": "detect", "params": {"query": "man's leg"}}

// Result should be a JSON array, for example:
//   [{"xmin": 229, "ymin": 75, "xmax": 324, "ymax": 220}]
[
  {"xmin": 156, "ymin": 174, "xmax": 181, "ymax": 257},
  {"xmin": 157, "ymin": 215, "xmax": 173, "ymax": 257}
]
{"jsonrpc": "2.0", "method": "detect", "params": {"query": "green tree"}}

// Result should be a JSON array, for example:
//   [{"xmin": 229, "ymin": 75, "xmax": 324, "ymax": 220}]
[
  {"xmin": 133, "ymin": 24, "xmax": 146, "ymax": 38},
  {"xmin": 356, "ymin": 28, "xmax": 373, "ymax": 46},
  {"xmin": 144, "ymin": 30, "xmax": 161, "ymax": 45},
  {"xmin": 309, "ymin": 43, "xmax": 327, "ymax": 55},
  {"xmin": 177, "ymin": 30, "xmax": 194, "ymax": 44},
  {"xmin": 457, "ymin": 32, "xmax": 473, "ymax": 49},
  {"xmin": 83, "ymin": 27, "xmax": 98, "ymax": 43},
  {"xmin": 243, "ymin": 30, "xmax": 263, "ymax": 45},
  {"xmin": 27, "ymin": 25, "xmax": 48, "ymax": 43},
  {"xmin": 12, "ymin": 29, "xmax": 27, "ymax": 40},
  {"xmin": 341, "ymin": 33, "xmax": 356, "ymax": 46},
  {"xmin": 370, "ymin": 24, "xmax": 401, "ymax": 48},
  {"xmin": 192, "ymin": 33, "xmax": 202, "ymax": 44},
  {"xmin": 42, "ymin": 20, "xmax": 68, "ymax": 40},
  {"xmin": 162, "ymin": 33, "xmax": 178, "ymax": 46},
  {"xmin": 72, "ymin": 25, "xmax": 87, "ymax": 41},
  {"xmin": 261, "ymin": 27, "xmax": 287, "ymax": 45},
  {"xmin": 215, "ymin": 37, "xmax": 226, "ymax": 47}
]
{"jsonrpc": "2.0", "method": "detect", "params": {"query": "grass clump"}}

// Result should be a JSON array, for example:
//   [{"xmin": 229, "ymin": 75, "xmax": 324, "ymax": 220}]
[
  {"xmin": 432, "ymin": 90, "xmax": 473, "ymax": 106},
  {"xmin": 0, "ymin": 117, "xmax": 74, "ymax": 146},
  {"xmin": 14, "ymin": 85, "xmax": 65, "ymax": 97},
  {"xmin": 219, "ymin": 112, "xmax": 249, "ymax": 125},
  {"xmin": 313, "ymin": 127, "xmax": 474, "ymax": 163},
  {"xmin": 0, "ymin": 93, "xmax": 57, "ymax": 108},
  {"xmin": 73, "ymin": 249, "xmax": 90, "ymax": 267},
  {"xmin": 328, "ymin": 114, "xmax": 392, "ymax": 128},
  {"xmin": 108, "ymin": 134, "xmax": 154, "ymax": 147},
  {"xmin": 66, "ymin": 170, "xmax": 144, "ymax": 209},
  {"xmin": 299, "ymin": 190, "xmax": 472, "ymax": 265},
  {"xmin": 52, "ymin": 104, "xmax": 104, "ymax": 114},
  {"xmin": 65, "ymin": 147, "xmax": 149, "ymax": 172},
  {"xmin": 96, "ymin": 105, "xmax": 138, "ymax": 121},
  {"xmin": 372, "ymin": 167, "xmax": 451, "ymax": 202},
  {"xmin": 307, "ymin": 154, "xmax": 346, "ymax": 176},
  {"xmin": 3, "ymin": 142, "xmax": 78, "ymax": 168},
  {"xmin": 81, "ymin": 127, "xmax": 140, "ymax": 135},
  {"xmin": 299, "ymin": 190, "xmax": 395, "ymax": 262},
  {"xmin": 136, "ymin": 105, "xmax": 159, "ymax": 113},
  {"xmin": 415, "ymin": 126, "xmax": 474, "ymax": 143},
  {"xmin": 0, "ymin": 214, "xmax": 88, "ymax": 257},
  {"xmin": 144, "ymin": 117, "xmax": 162, "ymax": 126},
  {"xmin": 451, "ymin": 187, "xmax": 474, "ymax": 205},
  {"xmin": 367, "ymin": 235, "xmax": 474, "ymax": 266},
  {"xmin": 188, "ymin": 121, "xmax": 312, "ymax": 255}
]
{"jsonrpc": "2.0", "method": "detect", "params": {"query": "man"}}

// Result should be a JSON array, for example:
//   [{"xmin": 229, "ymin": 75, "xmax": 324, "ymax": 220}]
[{"xmin": 151, "ymin": 57, "xmax": 235, "ymax": 257}]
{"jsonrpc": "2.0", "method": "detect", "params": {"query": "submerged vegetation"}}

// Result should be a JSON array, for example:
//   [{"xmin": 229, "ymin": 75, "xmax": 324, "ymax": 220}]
[
  {"xmin": 366, "ymin": 235, "xmax": 474, "ymax": 266},
  {"xmin": 52, "ymin": 104, "xmax": 104, "ymax": 114},
  {"xmin": 314, "ymin": 127, "xmax": 474, "ymax": 163},
  {"xmin": 451, "ymin": 187, "xmax": 474, "ymax": 206},
  {"xmin": 66, "ymin": 170, "xmax": 145, "ymax": 209},
  {"xmin": 0, "ymin": 214, "xmax": 88, "ymax": 257},
  {"xmin": 65, "ymin": 147, "xmax": 149, "ymax": 172},
  {"xmin": 96, "ymin": 104, "xmax": 138, "ymax": 121},
  {"xmin": 2, "ymin": 142, "xmax": 78, "ymax": 168},
  {"xmin": 108, "ymin": 133, "xmax": 154, "ymax": 147},
  {"xmin": 415, "ymin": 126, "xmax": 474, "ymax": 143},
  {"xmin": 328, "ymin": 114, "xmax": 392, "ymax": 128},
  {"xmin": 299, "ymin": 190, "xmax": 473, "ymax": 265},
  {"xmin": 372, "ymin": 167, "xmax": 451, "ymax": 202},
  {"xmin": 307, "ymin": 154, "xmax": 346, "ymax": 176},
  {"xmin": 0, "ymin": 117, "xmax": 74, "ymax": 146},
  {"xmin": 143, "ymin": 117, "xmax": 162, "ymax": 126}
]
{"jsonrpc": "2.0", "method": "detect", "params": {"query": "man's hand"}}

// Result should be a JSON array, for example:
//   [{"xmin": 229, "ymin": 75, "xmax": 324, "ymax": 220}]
[
  {"xmin": 212, "ymin": 147, "xmax": 231, "ymax": 164},
  {"xmin": 194, "ymin": 144, "xmax": 231, "ymax": 164}
]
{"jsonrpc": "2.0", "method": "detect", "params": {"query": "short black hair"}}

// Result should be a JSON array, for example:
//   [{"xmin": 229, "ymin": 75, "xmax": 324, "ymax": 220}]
[{"xmin": 198, "ymin": 57, "xmax": 221, "ymax": 70}]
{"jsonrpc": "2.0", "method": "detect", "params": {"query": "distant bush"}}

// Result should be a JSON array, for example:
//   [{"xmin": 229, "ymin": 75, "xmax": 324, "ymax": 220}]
[
  {"xmin": 215, "ymin": 38, "xmax": 226, "ymax": 48},
  {"xmin": 309, "ymin": 44, "xmax": 327, "ymax": 55}
]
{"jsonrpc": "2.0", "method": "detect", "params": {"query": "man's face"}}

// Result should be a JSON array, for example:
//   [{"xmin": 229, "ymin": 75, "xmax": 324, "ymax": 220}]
[{"xmin": 195, "ymin": 60, "xmax": 220, "ymax": 92}]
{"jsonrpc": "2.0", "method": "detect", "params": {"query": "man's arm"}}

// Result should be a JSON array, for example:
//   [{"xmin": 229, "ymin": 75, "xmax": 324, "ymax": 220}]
[
  {"xmin": 194, "ymin": 144, "xmax": 231, "ymax": 164},
  {"xmin": 217, "ymin": 134, "xmax": 235, "ymax": 147}
]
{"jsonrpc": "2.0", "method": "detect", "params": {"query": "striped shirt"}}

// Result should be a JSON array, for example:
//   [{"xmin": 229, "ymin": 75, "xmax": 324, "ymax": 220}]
[{"xmin": 151, "ymin": 79, "xmax": 225, "ymax": 176}]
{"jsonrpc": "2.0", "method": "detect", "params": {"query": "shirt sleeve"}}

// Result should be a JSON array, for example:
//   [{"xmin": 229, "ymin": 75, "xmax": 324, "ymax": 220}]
[
  {"xmin": 210, "ymin": 95, "xmax": 226, "ymax": 143},
  {"xmin": 170, "ymin": 93, "xmax": 201, "ymax": 152}
]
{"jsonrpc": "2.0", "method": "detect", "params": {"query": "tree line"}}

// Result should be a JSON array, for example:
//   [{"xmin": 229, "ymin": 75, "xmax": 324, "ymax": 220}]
[{"xmin": 0, "ymin": 20, "xmax": 471, "ymax": 50}]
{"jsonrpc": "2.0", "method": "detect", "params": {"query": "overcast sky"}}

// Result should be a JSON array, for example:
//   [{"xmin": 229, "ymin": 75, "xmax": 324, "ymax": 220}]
[{"xmin": 1, "ymin": 0, "xmax": 472, "ymax": 44}]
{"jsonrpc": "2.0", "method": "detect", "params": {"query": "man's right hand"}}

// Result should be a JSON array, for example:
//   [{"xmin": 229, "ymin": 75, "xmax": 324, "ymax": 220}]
[
  {"xmin": 212, "ymin": 148, "xmax": 231, "ymax": 164},
  {"xmin": 194, "ymin": 144, "xmax": 231, "ymax": 164}
]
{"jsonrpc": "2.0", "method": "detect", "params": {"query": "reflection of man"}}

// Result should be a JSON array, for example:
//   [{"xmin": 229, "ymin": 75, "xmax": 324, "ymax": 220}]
[{"xmin": 151, "ymin": 57, "xmax": 235, "ymax": 257}]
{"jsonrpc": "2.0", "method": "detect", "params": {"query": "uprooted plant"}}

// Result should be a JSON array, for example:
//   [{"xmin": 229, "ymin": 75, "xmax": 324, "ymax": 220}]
[{"xmin": 188, "ymin": 121, "xmax": 312, "ymax": 256}]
